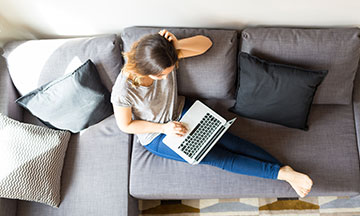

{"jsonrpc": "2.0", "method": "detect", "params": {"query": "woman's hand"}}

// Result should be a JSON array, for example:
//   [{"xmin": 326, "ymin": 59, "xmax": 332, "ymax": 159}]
[
  {"xmin": 159, "ymin": 29, "xmax": 212, "ymax": 59},
  {"xmin": 159, "ymin": 29, "xmax": 179, "ymax": 49},
  {"xmin": 162, "ymin": 121, "xmax": 188, "ymax": 137}
]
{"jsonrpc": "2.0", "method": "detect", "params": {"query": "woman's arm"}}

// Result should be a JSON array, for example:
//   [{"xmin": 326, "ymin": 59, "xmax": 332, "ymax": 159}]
[
  {"xmin": 176, "ymin": 35, "xmax": 213, "ymax": 59},
  {"xmin": 159, "ymin": 29, "xmax": 213, "ymax": 59},
  {"xmin": 113, "ymin": 105, "xmax": 187, "ymax": 137}
]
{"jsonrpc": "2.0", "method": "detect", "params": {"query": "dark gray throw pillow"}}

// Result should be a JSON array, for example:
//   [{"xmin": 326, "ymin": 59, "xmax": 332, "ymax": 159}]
[
  {"xmin": 229, "ymin": 52, "xmax": 328, "ymax": 130},
  {"xmin": 16, "ymin": 60, "xmax": 113, "ymax": 133}
]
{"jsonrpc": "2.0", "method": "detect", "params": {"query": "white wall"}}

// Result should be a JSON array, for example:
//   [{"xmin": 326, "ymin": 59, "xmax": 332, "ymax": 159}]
[{"xmin": 1, "ymin": 0, "xmax": 360, "ymax": 45}]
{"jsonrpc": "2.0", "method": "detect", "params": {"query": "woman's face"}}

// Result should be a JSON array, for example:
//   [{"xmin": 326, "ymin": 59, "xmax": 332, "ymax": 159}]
[{"xmin": 148, "ymin": 64, "xmax": 175, "ymax": 80}]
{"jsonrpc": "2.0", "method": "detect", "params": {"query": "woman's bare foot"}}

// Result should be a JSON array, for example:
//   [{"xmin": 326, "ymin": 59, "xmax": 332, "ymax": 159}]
[{"xmin": 277, "ymin": 165, "xmax": 313, "ymax": 198}]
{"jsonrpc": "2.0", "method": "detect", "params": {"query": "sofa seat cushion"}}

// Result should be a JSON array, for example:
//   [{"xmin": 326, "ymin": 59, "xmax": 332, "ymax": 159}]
[
  {"xmin": 0, "ymin": 198, "xmax": 17, "ymax": 216},
  {"xmin": 129, "ymin": 99, "xmax": 360, "ymax": 199},
  {"xmin": 15, "ymin": 111, "xmax": 138, "ymax": 216},
  {"xmin": 121, "ymin": 26, "xmax": 238, "ymax": 99}
]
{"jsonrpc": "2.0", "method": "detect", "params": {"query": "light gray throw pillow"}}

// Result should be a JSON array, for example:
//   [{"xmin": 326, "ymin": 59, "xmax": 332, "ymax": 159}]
[
  {"xmin": 240, "ymin": 27, "xmax": 360, "ymax": 104},
  {"xmin": 0, "ymin": 113, "xmax": 71, "ymax": 207}
]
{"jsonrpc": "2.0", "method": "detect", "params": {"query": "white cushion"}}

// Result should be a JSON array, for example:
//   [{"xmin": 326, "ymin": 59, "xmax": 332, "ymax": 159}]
[{"xmin": 3, "ymin": 34, "xmax": 122, "ymax": 96}]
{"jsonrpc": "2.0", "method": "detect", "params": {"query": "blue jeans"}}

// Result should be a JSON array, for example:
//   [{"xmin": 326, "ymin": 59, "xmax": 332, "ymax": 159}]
[{"xmin": 144, "ymin": 98, "xmax": 284, "ymax": 180}]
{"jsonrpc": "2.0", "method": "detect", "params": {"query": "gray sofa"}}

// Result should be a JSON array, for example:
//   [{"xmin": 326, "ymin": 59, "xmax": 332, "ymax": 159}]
[{"xmin": 1, "ymin": 26, "xmax": 360, "ymax": 216}]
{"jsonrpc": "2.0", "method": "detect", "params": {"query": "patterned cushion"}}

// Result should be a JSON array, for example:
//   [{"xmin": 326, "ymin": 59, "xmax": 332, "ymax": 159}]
[
  {"xmin": 0, "ymin": 113, "xmax": 71, "ymax": 207},
  {"xmin": 121, "ymin": 26, "xmax": 238, "ymax": 99}
]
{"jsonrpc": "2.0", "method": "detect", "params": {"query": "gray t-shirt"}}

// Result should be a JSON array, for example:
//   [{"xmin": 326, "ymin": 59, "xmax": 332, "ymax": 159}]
[{"xmin": 110, "ymin": 68, "xmax": 185, "ymax": 145}]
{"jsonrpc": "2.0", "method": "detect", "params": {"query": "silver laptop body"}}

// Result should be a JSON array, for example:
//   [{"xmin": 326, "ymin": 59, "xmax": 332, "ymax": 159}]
[{"xmin": 163, "ymin": 100, "xmax": 236, "ymax": 165}]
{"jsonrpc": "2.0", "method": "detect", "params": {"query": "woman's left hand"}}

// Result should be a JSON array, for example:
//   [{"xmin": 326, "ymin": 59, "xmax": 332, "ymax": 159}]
[{"xmin": 159, "ymin": 29, "xmax": 179, "ymax": 48}]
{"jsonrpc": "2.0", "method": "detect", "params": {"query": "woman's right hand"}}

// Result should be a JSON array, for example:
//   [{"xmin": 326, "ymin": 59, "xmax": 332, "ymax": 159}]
[
  {"xmin": 159, "ymin": 29, "xmax": 179, "ymax": 49},
  {"xmin": 162, "ymin": 121, "xmax": 188, "ymax": 137}
]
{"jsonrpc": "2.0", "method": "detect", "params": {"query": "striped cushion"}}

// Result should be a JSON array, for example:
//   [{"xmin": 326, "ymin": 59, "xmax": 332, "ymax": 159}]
[{"xmin": 0, "ymin": 113, "xmax": 71, "ymax": 207}]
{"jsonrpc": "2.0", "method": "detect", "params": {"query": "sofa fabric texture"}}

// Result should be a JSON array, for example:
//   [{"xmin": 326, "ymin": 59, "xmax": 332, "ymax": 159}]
[
  {"xmin": 240, "ymin": 27, "xmax": 360, "ymax": 105},
  {"xmin": 0, "ymin": 55, "xmax": 22, "ymax": 121},
  {"xmin": 0, "ymin": 113, "xmax": 71, "ymax": 207},
  {"xmin": 15, "ymin": 59, "xmax": 113, "ymax": 133},
  {"xmin": 353, "ymin": 63, "xmax": 360, "ymax": 163},
  {"xmin": 0, "ymin": 198, "xmax": 17, "ymax": 216},
  {"xmin": 230, "ymin": 52, "xmax": 328, "ymax": 130},
  {"xmin": 121, "ymin": 26, "xmax": 238, "ymax": 100},
  {"xmin": 130, "ymin": 99, "xmax": 360, "ymax": 199}
]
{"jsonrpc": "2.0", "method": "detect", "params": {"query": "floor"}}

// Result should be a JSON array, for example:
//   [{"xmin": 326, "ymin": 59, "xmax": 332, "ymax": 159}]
[{"xmin": 138, "ymin": 195, "xmax": 360, "ymax": 215}]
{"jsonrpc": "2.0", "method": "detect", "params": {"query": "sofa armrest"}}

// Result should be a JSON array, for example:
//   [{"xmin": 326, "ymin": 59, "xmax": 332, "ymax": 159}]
[
  {"xmin": 353, "ymin": 66, "xmax": 360, "ymax": 164},
  {"xmin": 0, "ymin": 52, "xmax": 23, "ymax": 121},
  {"xmin": 0, "ymin": 50, "xmax": 21, "ymax": 216}
]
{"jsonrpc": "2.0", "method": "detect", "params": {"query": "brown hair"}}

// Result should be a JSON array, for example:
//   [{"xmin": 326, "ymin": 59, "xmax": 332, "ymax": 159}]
[{"xmin": 121, "ymin": 34, "xmax": 180, "ymax": 87}]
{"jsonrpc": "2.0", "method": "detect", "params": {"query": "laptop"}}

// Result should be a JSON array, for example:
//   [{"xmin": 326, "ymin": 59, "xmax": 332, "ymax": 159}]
[{"xmin": 163, "ymin": 100, "xmax": 236, "ymax": 165}]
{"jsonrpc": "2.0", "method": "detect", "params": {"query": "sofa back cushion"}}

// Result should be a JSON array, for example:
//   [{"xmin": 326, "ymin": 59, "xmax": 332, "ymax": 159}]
[
  {"xmin": 3, "ymin": 34, "xmax": 122, "ymax": 96},
  {"xmin": 0, "ymin": 54, "xmax": 22, "ymax": 121},
  {"xmin": 240, "ymin": 27, "xmax": 360, "ymax": 104},
  {"xmin": 121, "ymin": 26, "xmax": 238, "ymax": 99}
]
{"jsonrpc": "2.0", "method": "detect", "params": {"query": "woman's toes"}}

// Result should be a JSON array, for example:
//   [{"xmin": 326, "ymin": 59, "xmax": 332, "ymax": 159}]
[
  {"xmin": 304, "ymin": 186, "xmax": 310, "ymax": 191},
  {"xmin": 303, "ymin": 188, "xmax": 310, "ymax": 196},
  {"xmin": 294, "ymin": 187, "xmax": 306, "ymax": 198},
  {"xmin": 304, "ymin": 188, "xmax": 310, "ymax": 194},
  {"xmin": 295, "ymin": 185, "xmax": 311, "ymax": 198},
  {"xmin": 300, "ymin": 188, "xmax": 307, "ymax": 194},
  {"xmin": 303, "ymin": 189, "xmax": 311, "ymax": 196}
]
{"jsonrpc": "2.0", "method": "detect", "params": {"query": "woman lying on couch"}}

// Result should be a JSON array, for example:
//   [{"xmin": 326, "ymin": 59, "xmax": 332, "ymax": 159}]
[{"xmin": 111, "ymin": 29, "xmax": 313, "ymax": 198}]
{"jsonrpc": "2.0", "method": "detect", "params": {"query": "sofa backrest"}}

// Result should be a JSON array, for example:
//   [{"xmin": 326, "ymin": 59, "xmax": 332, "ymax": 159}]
[
  {"xmin": 3, "ymin": 34, "xmax": 123, "ymax": 97},
  {"xmin": 0, "ymin": 53, "xmax": 22, "ymax": 121},
  {"xmin": 240, "ymin": 27, "xmax": 360, "ymax": 105},
  {"xmin": 121, "ymin": 26, "xmax": 238, "ymax": 99},
  {"xmin": 3, "ymin": 27, "xmax": 360, "ymax": 106}
]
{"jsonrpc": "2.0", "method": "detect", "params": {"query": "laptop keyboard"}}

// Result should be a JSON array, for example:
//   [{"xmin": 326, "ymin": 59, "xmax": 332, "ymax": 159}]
[{"xmin": 178, "ymin": 113, "xmax": 221, "ymax": 158}]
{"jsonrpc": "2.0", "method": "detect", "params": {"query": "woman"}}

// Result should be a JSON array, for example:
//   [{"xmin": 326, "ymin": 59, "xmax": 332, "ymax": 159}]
[{"xmin": 111, "ymin": 29, "xmax": 313, "ymax": 198}]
